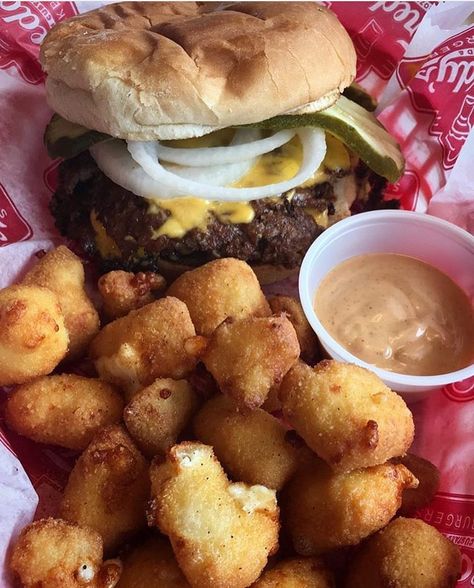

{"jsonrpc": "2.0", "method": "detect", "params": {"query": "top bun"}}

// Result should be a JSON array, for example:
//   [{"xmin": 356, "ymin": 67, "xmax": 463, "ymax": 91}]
[{"xmin": 40, "ymin": 2, "xmax": 356, "ymax": 141}]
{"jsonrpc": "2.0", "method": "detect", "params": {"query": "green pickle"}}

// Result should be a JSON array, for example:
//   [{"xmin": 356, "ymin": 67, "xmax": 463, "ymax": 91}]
[
  {"xmin": 343, "ymin": 82, "xmax": 378, "ymax": 112},
  {"xmin": 45, "ymin": 94, "xmax": 404, "ymax": 185},
  {"xmin": 243, "ymin": 95, "xmax": 404, "ymax": 183},
  {"xmin": 44, "ymin": 114, "xmax": 110, "ymax": 159}
]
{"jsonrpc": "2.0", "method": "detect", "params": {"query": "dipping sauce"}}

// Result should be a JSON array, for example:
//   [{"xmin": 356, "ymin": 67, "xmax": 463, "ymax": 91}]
[{"xmin": 314, "ymin": 253, "xmax": 474, "ymax": 376}]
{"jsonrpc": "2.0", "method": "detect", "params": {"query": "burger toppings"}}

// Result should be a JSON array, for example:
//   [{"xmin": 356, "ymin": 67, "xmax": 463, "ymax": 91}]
[
  {"xmin": 88, "ymin": 136, "xmax": 258, "ymax": 201},
  {"xmin": 45, "ymin": 93, "xmax": 403, "ymax": 205},
  {"xmin": 248, "ymin": 95, "xmax": 404, "ymax": 183},
  {"xmin": 125, "ymin": 128, "xmax": 326, "ymax": 201},
  {"xmin": 44, "ymin": 114, "xmax": 110, "ymax": 160},
  {"xmin": 155, "ymin": 129, "xmax": 295, "ymax": 167}
]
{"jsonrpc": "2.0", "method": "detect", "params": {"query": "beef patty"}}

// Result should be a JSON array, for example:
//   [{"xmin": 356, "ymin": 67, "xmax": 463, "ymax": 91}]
[{"xmin": 50, "ymin": 152, "xmax": 396, "ymax": 272}]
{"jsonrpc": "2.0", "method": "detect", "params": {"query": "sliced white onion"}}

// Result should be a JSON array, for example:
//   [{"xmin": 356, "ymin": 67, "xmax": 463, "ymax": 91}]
[
  {"xmin": 161, "ymin": 127, "xmax": 259, "ymax": 185},
  {"xmin": 127, "ymin": 128, "xmax": 326, "ymax": 202},
  {"xmin": 156, "ymin": 129, "xmax": 295, "ymax": 167},
  {"xmin": 163, "ymin": 157, "xmax": 256, "ymax": 185},
  {"xmin": 90, "ymin": 140, "xmax": 256, "ymax": 198},
  {"xmin": 90, "ymin": 140, "xmax": 179, "ymax": 199}
]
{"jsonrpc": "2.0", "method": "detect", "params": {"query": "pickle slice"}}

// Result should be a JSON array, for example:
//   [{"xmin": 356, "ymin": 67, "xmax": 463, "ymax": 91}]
[
  {"xmin": 44, "ymin": 114, "xmax": 110, "ymax": 159},
  {"xmin": 243, "ymin": 96, "xmax": 404, "ymax": 183},
  {"xmin": 343, "ymin": 82, "xmax": 377, "ymax": 112}
]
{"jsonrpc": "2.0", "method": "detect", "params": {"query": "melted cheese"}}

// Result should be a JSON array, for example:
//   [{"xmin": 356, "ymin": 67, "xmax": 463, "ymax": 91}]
[
  {"xmin": 151, "ymin": 198, "xmax": 255, "ymax": 239},
  {"xmin": 147, "ymin": 131, "xmax": 351, "ymax": 238},
  {"xmin": 234, "ymin": 136, "xmax": 303, "ymax": 188},
  {"xmin": 304, "ymin": 208, "xmax": 329, "ymax": 228},
  {"xmin": 90, "ymin": 210, "xmax": 120, "ymax": 258},
  {"xmin": 301, "ymin": 133, "xmax": 351, "ymax": 188}
]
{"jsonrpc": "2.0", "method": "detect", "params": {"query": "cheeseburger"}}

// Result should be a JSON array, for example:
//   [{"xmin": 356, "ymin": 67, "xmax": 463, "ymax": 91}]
[{"xmin": 41, "ymin": 2, "xmax": 404, "ymax": 282}]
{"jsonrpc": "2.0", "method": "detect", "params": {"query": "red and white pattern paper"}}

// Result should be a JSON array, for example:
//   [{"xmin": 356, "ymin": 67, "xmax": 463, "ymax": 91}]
[{"xmin": 0, "ymin": 2, "xmax": 473, "ymax": 586}]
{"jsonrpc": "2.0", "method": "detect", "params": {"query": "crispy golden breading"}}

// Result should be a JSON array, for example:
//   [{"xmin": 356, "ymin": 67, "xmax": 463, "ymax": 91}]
[
  {"xmin": 345, "ymin": 517, "xmax": 461, "ymax": 588},
  {"xmin": 167, "ymin": 258, "xmax": 271, "ymax": 336},
  {"xmin": 282, "ymin": 460, "xmax": 418, "ymax": 555},
  {"xmin": 192, "ymin": 315, "xmax": 299, "ymax": 410},
  {"xmin": 10, "ymin": 518, "xmax": 121, "ymax": 588},
  {"xmin": 61, "ymin": 425, "xmax": 150, "ymax": 552},
  {"xmin": 252, "ymin": 557, "xmax": 335, "ymax": 587},
  {"xmin": 23, "ymin": 246, "xmax": 99, "ymax": 360},
  {"xmin": 395, "ymin": 453, "xmax": 440, "ymax": 515},
  {"xmin": 279, "ymin": 361, "xmax": 414, "ymax": 472},
  {"xmin": 268, "ymin": 296, "xmax": 320, "ymax": 365},
  {"xmin": 98, "ymin": 271, "xmax": 166, "ymax": 320},
  {"xmin": 193, "ymin": 395, "xmax": 310, "ymax": 490},
  {"xmin": 124, "ymin": 378, "xmax": 199, "ymax": 458},
  {"xmin": 262, "ymin": 385, "xmax": 283, "ymax": 414},
  {"xmin": 117, "ymin": 536, "xmax": 190, "ymax": 588},
  {"xmin": 148, "ymin": 442, "xmax": 279, "ymax": 588},
  {"xmin": 89, "ymin": 297, "xmax": 196, "ymax": 395},
  {"xmin": 0, "ymin": 285, "xmax": 68, "ymax": 386},
  {"xmin": 5, "ymin": 374, "xmax": 124, "ymax": 451}
]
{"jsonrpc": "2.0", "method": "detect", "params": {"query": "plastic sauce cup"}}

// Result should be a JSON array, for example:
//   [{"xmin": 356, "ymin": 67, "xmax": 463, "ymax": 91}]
[{"xmin": 299, "ymin": 210, "xmax": 474, "ymax": 403}]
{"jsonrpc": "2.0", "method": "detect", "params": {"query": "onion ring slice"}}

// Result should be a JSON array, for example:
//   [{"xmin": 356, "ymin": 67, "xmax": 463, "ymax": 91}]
[
  {"xmin": 90, "ymin": 140, "xmax": 178, "ymax": 198},
  {"xmin": 162, "ymin": 157, "xmax": 256, "ymax": 185},
  {"xmin": 127, "ymin": 128, "xmax": 326, "ymax": 202},
  {"xmin": 156, "ymin": 129, "xmax": 295, "ymax": 167},
  {"xmin": 90, "ymin": 140, "xmax": 256, "ymax": 198}
]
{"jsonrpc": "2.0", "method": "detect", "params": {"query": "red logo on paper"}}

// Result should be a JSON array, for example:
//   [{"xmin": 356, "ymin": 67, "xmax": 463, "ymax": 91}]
[
  {"xmin": 0, "ymin": 35, "xmax": 43, "ymax": 84},
  {"xmin": 353, "ymin": 18, "xmax": 398, "ymax": 82},
  {"xmin": 384, "ymin": 169, "xmax": 420, "ymax": 211},
  {"xmin": 0, "ymin": 2, "xmax": 78, "ymax": 46},
  {"xmin": 397, "ymin": 54, "xmax": 431, "ymax": 89},
  {"xmin": 404, "ymin": 29, "xmax": 474, "ymax": 170},
  {"xmin": 417, "ymin": 492, "xmax": 474, "ymax": 586},
  {"xmin": 325, "ymin": 2, "xmax": 431, "ymax": 92},
  {"xmin": 0, "ymin": 2, "xmax": 77, "ymax": 84},
  {"xmin": 0, "ymin": 182, "xmax": 33, "ymax": 246},
  {"xmin": 443, "ymin": 377, "xmax": 474, "ymax": 403}
]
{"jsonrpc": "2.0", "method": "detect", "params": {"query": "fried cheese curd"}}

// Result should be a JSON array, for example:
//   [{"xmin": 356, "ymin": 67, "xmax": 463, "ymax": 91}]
[
  {"xmin": 394, "ymin": 453, "xmax": 441, "ymax": 515},
  {"xmin": 193, "ymin": 395, "xmax": 310, "ymax": 490},
  {"xmin": 98, "ymin": 270, "xmax": 166, "ymax": 320},
  {"xmin": 89, "ymin": 297, "xmax": 196, "ymax": 396},
  {"xmin": 252, "ymin": 557, "xmax": 335, "ymax": 587},
  {"xmin": 279, "ymin": 360, "xmax": 414, "ymax": 472},
  {"xmin": 189, "ymin": 315, "xmax": 300, "ymax": 410},
  {"xmin": 23, "ymin": 246, "xmax": 99, "ymax": 360},
  {"xmin": 148, "ymin": 442, "xmax": 279, "ymax": 588},
  {"xmin": 0, "ymin": 285, "xmax": 68, "ymax": 386},
  {"xmin": 5, "ymin": 374, "xmax": 123, "ymax": 451},
  {"xmin": 116, "ymin": 535, "xmax": 190, "ymax": 588},
  {"xmin": 282, "ymin": 459, "xmax": 418, "ymax": 555},
  {"xmin": 345, "ymin": 517, "xmax": 462, "ymax": 588},
  {"xmin": 167, "ymin": 258, "xmax": 271, "ymax": 336},
  {"xmin": 10, "ymin": 518, "xmax": 121, "ymax": 588},
  {"xmin": 61, "ymin": 425, "xmax": 150, "ymax": 552},
  {"xmin": 124, "ymin": 378, "xmax": 200, "ymax": 458},
  {"xmin": 268, "ymin": 296, "xmax": 320, "ymax": 365}
]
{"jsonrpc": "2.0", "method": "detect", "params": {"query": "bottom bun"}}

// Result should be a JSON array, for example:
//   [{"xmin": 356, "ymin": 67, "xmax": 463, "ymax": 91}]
[{"xmin": 155, "ymin": 258, "xmax": 298, "ymax": 285}]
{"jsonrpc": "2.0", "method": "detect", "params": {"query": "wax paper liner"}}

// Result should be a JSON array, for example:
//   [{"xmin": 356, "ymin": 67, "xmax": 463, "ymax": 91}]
[{"xmin": 0, "ymin": 2, "xmax": 473, "ymax": 586}]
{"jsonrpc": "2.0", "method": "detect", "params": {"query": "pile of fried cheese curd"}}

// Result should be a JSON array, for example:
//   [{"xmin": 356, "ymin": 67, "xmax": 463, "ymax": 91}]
[{"xmin": 0, "ymin": 247, "xmax": 462, "ymax": 588}]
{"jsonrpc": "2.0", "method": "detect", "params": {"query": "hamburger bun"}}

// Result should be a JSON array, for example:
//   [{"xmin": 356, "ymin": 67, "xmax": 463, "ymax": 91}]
[{"xmin": 40, "ymin": 2, "xmax": 356, "ymax": 140}]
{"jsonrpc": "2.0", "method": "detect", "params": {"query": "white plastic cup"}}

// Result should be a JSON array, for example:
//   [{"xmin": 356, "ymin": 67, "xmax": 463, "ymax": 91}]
[{"xmin": 299, "ymin": 210, "xmax": 474, "ymax": 403}]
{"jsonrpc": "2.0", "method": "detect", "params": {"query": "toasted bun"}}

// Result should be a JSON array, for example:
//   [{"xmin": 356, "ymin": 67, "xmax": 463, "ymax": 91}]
[
  {"xmin": 40, "ymin": 2, "xmax": 356, "ymax": 140},
  {"xmin": 155, "ymin": 258, "xmax": 297, "ymax": 286}
]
